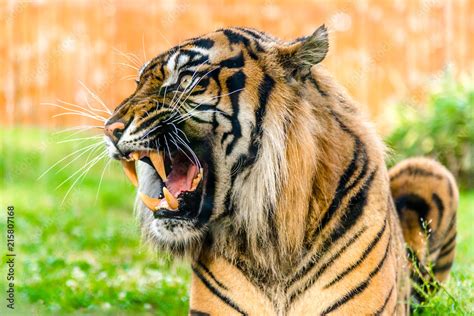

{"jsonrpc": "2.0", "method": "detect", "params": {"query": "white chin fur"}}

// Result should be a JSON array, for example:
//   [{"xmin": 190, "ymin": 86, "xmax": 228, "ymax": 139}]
[{"xmin": 135, "ymin": 161, "xmax": 205, "ymax": 251}]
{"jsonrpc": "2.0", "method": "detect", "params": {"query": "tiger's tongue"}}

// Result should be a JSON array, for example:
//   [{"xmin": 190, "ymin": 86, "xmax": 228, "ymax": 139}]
[{"xmin": 166, "ymin": 157, "xmax": 198, "ymax": 196}]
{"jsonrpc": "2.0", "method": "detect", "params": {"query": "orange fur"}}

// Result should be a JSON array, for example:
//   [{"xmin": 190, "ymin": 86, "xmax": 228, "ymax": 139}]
[{"xmin": 104, "ymin": 26, "xmax": 458, "ymax": 315}]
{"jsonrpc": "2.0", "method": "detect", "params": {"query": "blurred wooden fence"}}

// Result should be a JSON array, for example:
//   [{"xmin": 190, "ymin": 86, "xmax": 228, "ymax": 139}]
[{"xmin": 1, "ymin": 0, "xmax": 473, "ymax": 132}]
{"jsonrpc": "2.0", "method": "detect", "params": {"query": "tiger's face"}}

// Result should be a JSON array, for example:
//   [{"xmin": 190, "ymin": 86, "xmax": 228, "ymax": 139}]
[{"xmin": 104, "ymin": 27, "xmax": 328, "ymax": 255}]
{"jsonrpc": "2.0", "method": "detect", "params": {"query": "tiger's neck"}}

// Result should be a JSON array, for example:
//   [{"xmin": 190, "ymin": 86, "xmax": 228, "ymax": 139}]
[
  {"xmin": 208, "ymin": 68, "xmax": 383, "ymax": 276},
  {"xmin": 188, "ymin": 69, "xmax": 397, "ymax": 314},
  {"xmin": 190, "ymin": 254, "xmax": 279, "ymax": 315}
]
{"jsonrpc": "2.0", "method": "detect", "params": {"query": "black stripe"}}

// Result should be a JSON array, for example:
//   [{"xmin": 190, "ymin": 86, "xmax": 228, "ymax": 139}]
[
  {"xmin": 190, "ymin": 38, "xmax": 215, "ymax": 49},
  {"xmin": 236, "ymin": 27, "xmax": 264, "ymax": 40},
  {"xmin": 288, "ymin": 169, "xmax": 376, "ymax": 304},
  {"xmin": 315, "ymin": 138, "xmax": 365, "ymax": 234},
  {"xmin": 321, "ymin": 237, "xmax": 391, "ymax": 315},
  {"xmin": 223, "ymin": 75, "xmax": 275, "ymax": 217},
  {"xmin": 287, "ymin": 225, "xmax": 367, "ymax": 299},
  {"xmin": 248, "ymin": 74, "xmax": 274, "ymax": 161},
  {"xmin": 390, "ymin": 167, "xmax": 443, "ymax": 181},
  {"xmin": 226, "ymin": 254, "xmax": 270, "ymax": 291},
  {"xmin": 159, "ymin": 63, "xmax": 165, "ymax": 79},
  {"xmin": 447, "ymin": 178, "xmax": 454, "ymax": 198},
  {"xmin": 430, "ymin": 217, "xmax": 456, "ymax": 253},
  {"xmin": 255, "ymin": 74, "xmax": 274, "ymax": 136},
  {"xmin": 441, "ymin": 233, "xmax": 457, "ymax": 252},
  {"xmin": 192, "ymin": 267, "xmax": 247, "ymax": 315},
  {"xmin": 175, "ymin": 50, "xmax": 208, "ymax": 68},
  {"xmin": 196, "ymin": 142, "xmax": 217, "ymax": 225},
  {"xmin": 319, "ymin": 169, "xmax": 377, "ymax": 257},
  {"xmin": 433, "ymin": 261, "xmax": 453, "ymax": 273},
  {"xmin": 223, "ymin": 70, "xmax": 246, "ymax": 155},
  {"xmin": 308, "ymin": 76, "xmax": 328, "ymax": 96},
  {"xmin": 236, "ymin": 27, "xmax": 272, "ymax": 43},
  {"xmin": 197, "ymin": 261, "xmax": 228, "ymax": 290},
  {"xmin": 324, "ymin": 219, "xmax": 387, "ymax": 289},
  {"xmin": 220, "ymin": 52, "xmax": 245, "ymax": 69},
  {"xmin": 374, "ymin": 286, "xmax": 394, "ymax": 316},
  {"xmin": 190, "ymin": 310, "xmax": 210, "ymax": 316},
  {"xmin": 222, "ymin": 29, "xmax": 260, "ymax": 59},
  {"xmin": 330, "ymin": 110, "xmax": 354, "ymax": 134},
  {"xmin": 438, "ymin": 243, "xmax": 456, "ymax": 258},
  {"xmin": 313, "ymin": 112, "xmax": 369, "ymax": 237},
  {"xmin": 344, "ymin": 148, "xmax": 369, "ymax": 192},
  {"xmin": 187, "ymin": 102, "xmax": 232, "ymax": 121},
  {"xmin": 432, "ymin": 231, "xmax": 457, "ymax": 256},
  {"xmin": 445, "ymin": 215, "xmax": 457, "ymax": 235},
  {"xmin": 394, "ymin": 193, "xmax": 430, "ymax": 232},
  {"xmin": 431, "ymin": 193, "xmax": 444, "ymax": 229},
  {"xmin": 288, "ymin": 112, "xmax": 371, "ymax": 297},
  {"xmin": 209, "ymin": 68, "xmax": 224, "ymax": 133},
  {"xmin": 135, "ymin": 110, "xmax": 170, "ymax": 132}
]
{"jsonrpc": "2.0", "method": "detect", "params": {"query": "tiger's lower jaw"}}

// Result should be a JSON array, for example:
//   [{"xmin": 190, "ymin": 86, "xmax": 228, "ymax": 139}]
[{"xmin": 144, "ymin": 214, "xmax": 207, "ymax": 257}]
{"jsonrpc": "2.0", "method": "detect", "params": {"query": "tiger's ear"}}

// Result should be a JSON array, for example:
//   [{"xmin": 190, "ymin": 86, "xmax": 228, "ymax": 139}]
[{"xmin": 276, "ymin": 25, "xmax": 329, "ymax": 79}]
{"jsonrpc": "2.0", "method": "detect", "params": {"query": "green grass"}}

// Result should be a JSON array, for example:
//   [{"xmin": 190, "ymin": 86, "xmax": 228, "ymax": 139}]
[
  {"xmin": 0, "ymin": 128, "xmax": 190, "ymax": 315},
  {"xmin": 411, "ymin": 189, "xmax": 474, "ymax": 315},
  {"xmin": 0, "ymin": 127, "xmax": 473, "ymax": 315}
]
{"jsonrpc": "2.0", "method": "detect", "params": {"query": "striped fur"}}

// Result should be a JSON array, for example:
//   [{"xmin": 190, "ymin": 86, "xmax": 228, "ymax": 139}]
[
  {"xmin": 389, "ymin": 158, "xmax": 458, "ymax": 304},
  {"xmin": 104, "ymin": 26, "xmax": 458, "ymax": 315}
]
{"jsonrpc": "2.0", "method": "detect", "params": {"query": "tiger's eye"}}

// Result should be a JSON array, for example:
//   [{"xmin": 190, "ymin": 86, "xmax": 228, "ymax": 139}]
[{"xmin": 180, "ymin": 76, "xmax": 192, "ymax": 89}]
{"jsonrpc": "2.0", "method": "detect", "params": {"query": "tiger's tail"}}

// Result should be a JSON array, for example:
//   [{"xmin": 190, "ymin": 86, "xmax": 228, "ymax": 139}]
[{"xmin": 389, "ymin": 157, "xmax": 458, "ymax": 303}]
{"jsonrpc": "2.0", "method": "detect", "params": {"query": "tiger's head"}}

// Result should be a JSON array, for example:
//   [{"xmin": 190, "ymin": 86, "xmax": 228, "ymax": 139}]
[{"xmin": 104, "ymin": 26, "xmax": 329, "ymax": 259}]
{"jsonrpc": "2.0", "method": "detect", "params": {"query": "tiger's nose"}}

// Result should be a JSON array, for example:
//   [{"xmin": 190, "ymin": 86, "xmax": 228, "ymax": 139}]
[{"xmin": 104, "ymin": 121, "xmax": 125, "ymax": 142}]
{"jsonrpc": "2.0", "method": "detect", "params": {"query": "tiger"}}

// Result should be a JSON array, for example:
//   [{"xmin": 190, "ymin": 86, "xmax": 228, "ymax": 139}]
[{"xmin": 103, "ymin": 25, "xmax": 458, "ymax": 315}]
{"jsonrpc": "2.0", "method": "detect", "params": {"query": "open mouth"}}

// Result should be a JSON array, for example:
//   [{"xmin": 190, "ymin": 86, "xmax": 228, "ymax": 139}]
[{"xmin": 120, "ymin": 150, "xmax": 204, "ymax": 217}]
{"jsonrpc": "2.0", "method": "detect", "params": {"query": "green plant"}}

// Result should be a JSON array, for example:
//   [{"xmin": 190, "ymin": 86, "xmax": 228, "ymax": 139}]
[
  {"xmin": 386, "ymin": 74, "xmax": 474, "ymax": 188},
  {"xmin": 406, "ymin": 219, "xmax": 465, "ymax": 315}
]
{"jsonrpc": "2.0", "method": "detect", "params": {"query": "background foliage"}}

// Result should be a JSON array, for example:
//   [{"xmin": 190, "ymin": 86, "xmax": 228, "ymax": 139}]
[{"xmin": 386, "ymin": 75, "xmax": 474, "ymax": 189}]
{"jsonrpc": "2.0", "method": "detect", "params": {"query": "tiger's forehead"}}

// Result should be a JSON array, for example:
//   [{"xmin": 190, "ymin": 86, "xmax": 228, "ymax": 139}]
[{"xmin": 138, "ymin": 28, "xmax": 273, "ymax": 79}]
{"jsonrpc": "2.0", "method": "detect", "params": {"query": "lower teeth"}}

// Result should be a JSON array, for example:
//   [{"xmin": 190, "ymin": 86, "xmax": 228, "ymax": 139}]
[
  {"xmin": 139, "ymin": 192, "xmax": 162, "ymax": 211},
  {"xmin": 163, "ymin": 187, "xmax": 179, "ymax": 210},
  {"xmin": 139, "ymin": 188, "xmax": 179, "ymax": 212}
]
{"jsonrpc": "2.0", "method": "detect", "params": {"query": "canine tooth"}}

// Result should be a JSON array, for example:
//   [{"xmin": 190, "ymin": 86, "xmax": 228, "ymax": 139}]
[
  {"xmin": 163, "ymin": 187, "xmax": 179, "ymax": 210},
  {"xmin": 121, "ymin": 160, "xmax": 138, "ymax": 187},
  {"xmin": 150, "ymin": 151, "xmax": 167, "ymax": 181},
  {"xmin": 139, "ymin": 192, "xmax": 162, "ymax": 211},
  {"xmin": 131, "ymin": 152, "xmax": 140, "ymax": 161},
  {"xmin": 190, "ymin": 168, "xmax": 203, "ymax": 191}
]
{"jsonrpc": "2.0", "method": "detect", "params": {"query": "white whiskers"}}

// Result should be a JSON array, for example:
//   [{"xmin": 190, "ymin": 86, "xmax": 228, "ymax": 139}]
[
  {"xmin": 173, "ymin": 87, "xmax": 245, "ymax": 124},
  {"xmin": 58, "ymin": 149, "xmax": 109, "ymax": 205},
  {"xmin": 39, "ymin": 80, "xmax": 115, "ymax": 205},
  {"xmin": 38, "ymin": 142, "xmax": 103, "ymax": 180},
  {"xmin": 113, "ymin": 47, "xmax": 143, "ymax": 68},
  {"xmin": 78, "ymin": 81, "xmax": 112, "ymax": 115}
]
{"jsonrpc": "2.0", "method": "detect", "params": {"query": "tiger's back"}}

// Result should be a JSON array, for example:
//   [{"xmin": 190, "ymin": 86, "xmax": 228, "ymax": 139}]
[{"xmin": 390, "ymin": 157, "xmax": 458, "ymax": 303}]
